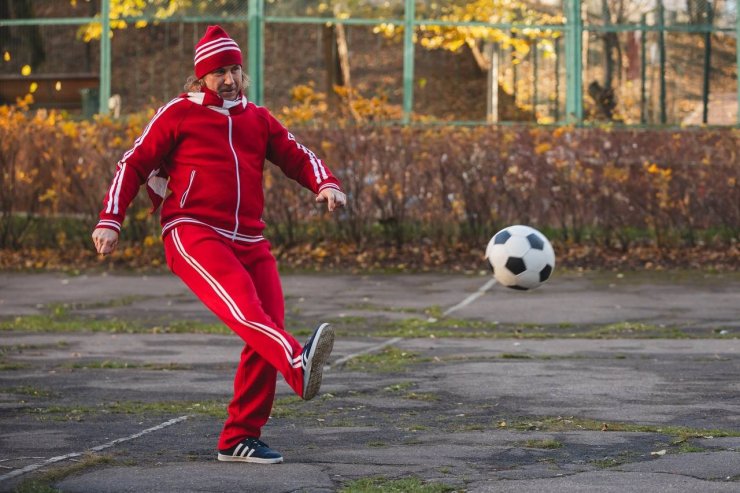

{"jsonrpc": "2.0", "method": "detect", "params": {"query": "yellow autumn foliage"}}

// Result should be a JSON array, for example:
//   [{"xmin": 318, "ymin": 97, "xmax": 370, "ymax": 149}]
[
  {"xmin": 0, "ymin": 92, "xmax": 737, "ymax": 258},
  {"xmin": 376, "ymin": 0, "xmax": 563, "ymax": 63},
  {"xmin": 75, "ymin": 0, "xmax": 193, "ymax": 42}
]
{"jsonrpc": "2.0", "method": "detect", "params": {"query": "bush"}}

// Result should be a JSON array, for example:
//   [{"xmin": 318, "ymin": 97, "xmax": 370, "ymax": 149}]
[
  {"xmin": 1, "ymin": 102, "xmax": 737, "ymax": 270},
  {"xmin": 0, "ymin": 102, "xmax": 157, "ymax": 249},
  {"xmin": 266, "ymin": 124, "xmax": 739, "ymax": 252}
]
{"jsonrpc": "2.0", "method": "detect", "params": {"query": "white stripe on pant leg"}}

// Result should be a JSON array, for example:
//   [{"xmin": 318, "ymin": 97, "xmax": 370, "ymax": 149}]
[
  {"xmin": 171, "ymin": 229, "xmax": 298, "ymax": 367},
  {"xmin": 171, "ymin": 229, "xmax": 295, "ymax": 361},
  {"xmin": 172, "ymin": 229, "xmax": 244, "ymax": 322},
  {"xmin": 172, "ymin": 230, "xmax": 297, "ymax": 363}
]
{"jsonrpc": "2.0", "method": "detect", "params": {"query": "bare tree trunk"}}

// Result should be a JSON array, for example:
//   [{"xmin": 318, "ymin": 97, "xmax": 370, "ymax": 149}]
[
  {"xmin": 588, "ymin": 0, "xmax": 619, "ymax": 120},
  {"xmin": 466, "ymin": 39, "xmax": 489, "ymax": 73},
  {"xmin": 335, "ymin": 23, "xmax": 351, "ymax": 89},
  {"xmin": 324, "ymin": 22, "xmax": 361, "ymax": 121},
  {"xmin": 323, "ymin": 25, "xmax": 342, "ymax": 100}
]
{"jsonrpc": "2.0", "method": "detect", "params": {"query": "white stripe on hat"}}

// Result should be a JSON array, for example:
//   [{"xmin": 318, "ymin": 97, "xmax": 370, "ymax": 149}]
[
  {"xmin": 195, "ymin": 39, "xmax": 240, "ymax": 60},
  {"xmin": 194, "ymin": 45, "xmax": 242, "ymax": 66},
  {"xmin": 195, "ymin": 36, "xmax": 236, "ymax": 55},
  {"xmin": 194, "ymin": 39, "xmax": 240, "ymax": 59},
  {"xmin": 195, "ymin": 38, "xmax": 239, "ymax": 54}
]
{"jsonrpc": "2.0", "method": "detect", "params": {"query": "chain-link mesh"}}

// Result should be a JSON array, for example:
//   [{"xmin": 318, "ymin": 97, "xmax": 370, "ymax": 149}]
[
  {"xmin": 583, "ymin": 0, "xmax": 735, "ymax": 27},
  {"xmin": 264, "ymin": 0, "xmax": 405, "ymax": 19},
  {"xmin": 581, "ymin": 0, "xmax": 737, "ymax": 125},
  {"xmin": 0, "ymin": 0, "xmax": 736, "ymax": 124}
]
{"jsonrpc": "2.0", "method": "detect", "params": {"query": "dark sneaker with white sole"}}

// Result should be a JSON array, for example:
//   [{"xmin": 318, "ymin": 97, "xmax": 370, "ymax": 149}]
[
  {"xmin": 301, "ymin": 322, "xmax": 335, "ymax": 400},
  {"xmin": 217, "ymin": 437, "xmax": 283, "ymax": 464}
]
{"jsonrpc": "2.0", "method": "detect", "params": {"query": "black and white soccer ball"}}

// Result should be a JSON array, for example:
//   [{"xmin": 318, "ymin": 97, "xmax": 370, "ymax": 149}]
[{"xmin": 485, "ymin": 225, "xmax": 555, "ymax": 290}]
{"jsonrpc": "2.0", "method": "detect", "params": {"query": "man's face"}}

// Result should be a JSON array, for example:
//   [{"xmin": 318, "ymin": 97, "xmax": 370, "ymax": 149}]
[{"xmin": 203, "ymin": 64, "xmax": 242, "ymax": 100}]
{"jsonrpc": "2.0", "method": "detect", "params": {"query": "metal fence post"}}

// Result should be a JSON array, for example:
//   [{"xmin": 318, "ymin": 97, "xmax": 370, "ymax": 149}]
[
  {"xmin": 402, "ymin": 0, "xmax": 415, "ymax": 124},
  {"xmin": 658, "ymin": 0, "xmax": 666, "ymax": 124},
  {"xmin": 640, "ymin": 14, "xmax": 647, "ymax": 124},
  {"xmin": 98, "ymin": 0, "xmax": 111, "ymax": 115},
  {"xmin": 248, "ymin": 0, "xmax": 264, "ymax": 105},
  {"xmin": 564, "ymin": 0, "xmax": 583, "ymax": 123},
  {"xmin": 532, "ymin": 41, "xmax": 538, "ymax": 118},
  {"xmin": 554, "ymin": 36, "xmax": 560, "ymax": 121}
]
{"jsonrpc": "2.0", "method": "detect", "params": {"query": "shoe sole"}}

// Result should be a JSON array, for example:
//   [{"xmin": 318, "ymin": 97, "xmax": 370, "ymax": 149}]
[
  {"xmin": 217, "ymin": 453, "xmax": 283, "ymax": 464},
  {"xmin": 303, "ymin": 322, "xmax": 335, "ymax": 400}
]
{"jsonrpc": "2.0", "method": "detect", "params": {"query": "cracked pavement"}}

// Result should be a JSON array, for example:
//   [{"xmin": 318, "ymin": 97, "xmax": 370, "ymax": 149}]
[{"xmin": 0, "ymin": 271, "xmax": 738, "ymax": 492}]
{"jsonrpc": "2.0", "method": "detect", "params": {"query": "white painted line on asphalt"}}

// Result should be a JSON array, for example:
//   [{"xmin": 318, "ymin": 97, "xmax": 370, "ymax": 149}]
[
  {"xmin": 330, "ymin": 337, "xmax": 403, "ymax": 368},
  {"xmin": 331, "ymin": 279, "xmax": 496, "ymax": 367},
  {"xmin": 443, "ymin": 278, "xmax": 497, "ymax": 317},
  {"xmin": 0, "ymin": 415, "xmax": 189, "ymax": 483}
]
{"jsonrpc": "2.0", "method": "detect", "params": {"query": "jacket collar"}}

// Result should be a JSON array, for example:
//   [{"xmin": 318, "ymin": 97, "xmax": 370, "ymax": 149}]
[{"xmin": 184, "ymin": 87, "xmax": 247, "ymax": 115}]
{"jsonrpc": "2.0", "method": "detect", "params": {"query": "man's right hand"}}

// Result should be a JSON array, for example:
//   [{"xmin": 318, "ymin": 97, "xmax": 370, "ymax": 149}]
[{"xmin": 92, "ymin": 227, "xmax": 119, "ymax": 255}]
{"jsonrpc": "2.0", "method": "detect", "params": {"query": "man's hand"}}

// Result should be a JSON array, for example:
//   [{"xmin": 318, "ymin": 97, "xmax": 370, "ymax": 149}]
[
  {"xmin": 316, "ymin": 188, "xmax": 347, "ymax": 212},
  {"xmin": 92, "ymin": 227, "xmax": 119, "ymax": 255}
]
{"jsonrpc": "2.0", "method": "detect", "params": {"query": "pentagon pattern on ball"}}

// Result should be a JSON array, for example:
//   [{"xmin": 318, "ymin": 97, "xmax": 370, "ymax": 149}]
[
  {"xmin": 494, "ymin": 230, "xmax": 511, "ymax": 244},
  {"xmin": 485, "ymin": 225, "xmax": 556, "ymax": 291},
  {"xmin": 505, "ymin": 257, "xmax": 527, "ymax": 276},
  {"xmin": 526, "ymin": 232, "xmax": 544, "ymax": 250}
]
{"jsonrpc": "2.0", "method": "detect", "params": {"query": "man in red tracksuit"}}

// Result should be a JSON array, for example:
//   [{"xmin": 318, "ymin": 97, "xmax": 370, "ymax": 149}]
[{"xmin": 92, "ymin": 25, "xmax": 346, "ymax": 464}]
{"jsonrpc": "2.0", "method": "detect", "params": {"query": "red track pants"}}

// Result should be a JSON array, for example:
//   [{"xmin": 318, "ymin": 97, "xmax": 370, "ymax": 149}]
[{"xmin": 164, "ymin": 224, "xmax": 304, "ymax": 450}]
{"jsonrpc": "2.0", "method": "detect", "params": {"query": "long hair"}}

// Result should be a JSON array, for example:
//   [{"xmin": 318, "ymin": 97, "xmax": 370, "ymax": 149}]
[{"xmin": 183, "ymin": 72, "xmax": 251, "ymax": 92}]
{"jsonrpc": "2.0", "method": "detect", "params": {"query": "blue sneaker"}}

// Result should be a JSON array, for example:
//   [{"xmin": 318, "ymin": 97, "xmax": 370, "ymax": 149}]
[
  {"xmin": 302, "ymin": 322, "xmax": 335, "ymax": 400},
  {"xmin": 217, "ymin": 437, "xmax": 283, "ymax": 464}
]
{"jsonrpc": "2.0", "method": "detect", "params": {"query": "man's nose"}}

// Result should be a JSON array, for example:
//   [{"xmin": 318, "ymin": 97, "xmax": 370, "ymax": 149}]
[{"xmin": 223, "ymin": 72, "xmax": 234, "ymax": 85}]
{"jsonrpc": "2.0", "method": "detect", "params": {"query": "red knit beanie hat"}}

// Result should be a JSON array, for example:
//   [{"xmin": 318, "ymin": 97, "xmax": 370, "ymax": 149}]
[{"xmin": 194, "ymin": 25, "xmax": 243, "ymax": 79}]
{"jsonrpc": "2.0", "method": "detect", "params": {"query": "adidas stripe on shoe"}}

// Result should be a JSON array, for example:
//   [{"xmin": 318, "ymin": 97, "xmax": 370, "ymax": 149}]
[
  {"xmin": 217, "ymin": 438, "xmax": 283, "ymax": 464},
  {"xmin": 301, "ymin": 322, "xmax": 335, "ymax": 400}
]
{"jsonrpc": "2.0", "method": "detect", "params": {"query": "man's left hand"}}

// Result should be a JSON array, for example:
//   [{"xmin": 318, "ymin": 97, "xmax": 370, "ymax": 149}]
[{"xmin": 316, "ymin": 188, "xmax": 347, "ymax": 212}]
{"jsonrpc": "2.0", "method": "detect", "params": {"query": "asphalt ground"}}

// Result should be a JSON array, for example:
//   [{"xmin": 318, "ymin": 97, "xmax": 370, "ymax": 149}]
[{"xmin": 0, "ymin": 270, "xmax": 738, "ymax": 492}]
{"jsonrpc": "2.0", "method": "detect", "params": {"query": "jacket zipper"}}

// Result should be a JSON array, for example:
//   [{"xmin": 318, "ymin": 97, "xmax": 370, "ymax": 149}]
[
  {"xmin": 179, "ymin": 170, "xmax": 196, "ymax": 208},
  {"xmin": 227, "ymin": 116, "xmax": 240, "ymax": 241}
]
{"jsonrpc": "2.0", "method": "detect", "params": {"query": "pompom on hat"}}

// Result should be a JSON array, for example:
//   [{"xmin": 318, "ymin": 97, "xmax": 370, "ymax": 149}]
[{"xmin": 194, "ymin": 25, "xmax": 243, "ymax": 79}]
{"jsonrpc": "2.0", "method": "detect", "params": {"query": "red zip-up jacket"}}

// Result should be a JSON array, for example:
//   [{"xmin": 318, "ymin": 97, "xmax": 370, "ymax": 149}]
[{"xmin": 96, "ymin": 88, "xmax": 342, "ymax": 243}]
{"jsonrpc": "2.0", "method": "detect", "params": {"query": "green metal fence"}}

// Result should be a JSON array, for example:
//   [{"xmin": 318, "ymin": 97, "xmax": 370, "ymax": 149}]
[{"xmin": 1, "ymin": 0, "xmax": 738, "ymax": 126}]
